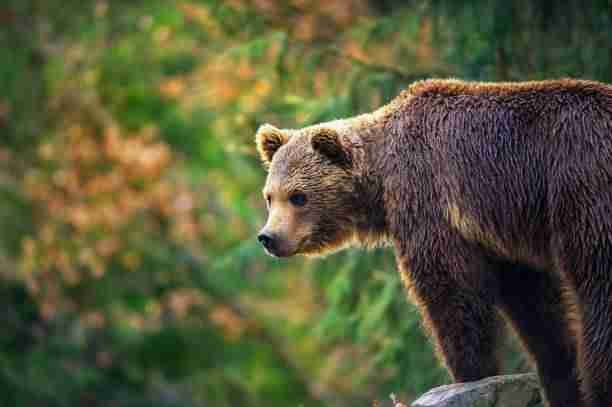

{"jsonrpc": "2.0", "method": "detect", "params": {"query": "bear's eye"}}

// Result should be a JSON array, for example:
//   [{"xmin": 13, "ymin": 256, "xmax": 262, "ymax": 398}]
[{"xmin": 289, "ymin": 193, "xmax": 307, "ymax": 207}]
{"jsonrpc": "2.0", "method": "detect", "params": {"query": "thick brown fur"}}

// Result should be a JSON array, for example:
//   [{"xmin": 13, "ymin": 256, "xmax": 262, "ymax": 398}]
[{"xmin": 256, "ymin": 79, "xmax": 612, "ymax": 407}]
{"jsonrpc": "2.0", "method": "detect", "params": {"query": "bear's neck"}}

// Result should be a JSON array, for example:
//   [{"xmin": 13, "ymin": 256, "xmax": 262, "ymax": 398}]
[
  {"xmin": 350, "ymin": 119, "xmax": 392, "ymax": 247},
  {"xmin": 348, "ymin": 96, "xmax": 429, "ymax": 248}
]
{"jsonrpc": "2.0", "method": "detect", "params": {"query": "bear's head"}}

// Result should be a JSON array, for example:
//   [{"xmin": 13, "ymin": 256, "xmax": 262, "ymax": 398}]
[{"xmin": 255, "ymin": 122, "xmax": 366, "ymax": 257}]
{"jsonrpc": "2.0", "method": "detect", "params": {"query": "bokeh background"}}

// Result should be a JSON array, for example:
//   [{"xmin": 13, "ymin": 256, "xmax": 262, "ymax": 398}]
[{"xmin": 1, "ymin": 1, "xmax": 611, "ymax": 406}]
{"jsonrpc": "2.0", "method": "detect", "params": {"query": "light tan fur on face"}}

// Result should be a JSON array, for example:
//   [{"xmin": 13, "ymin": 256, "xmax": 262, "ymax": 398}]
[{"xmin": 261, "ymin": 183, "xmax": 313, "ymax": 257}]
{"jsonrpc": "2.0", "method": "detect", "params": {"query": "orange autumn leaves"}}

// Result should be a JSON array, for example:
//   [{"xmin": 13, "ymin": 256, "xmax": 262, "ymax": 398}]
[{"xmin": 20, "ymin": 112, "xmax": 201, "ymax": 318}]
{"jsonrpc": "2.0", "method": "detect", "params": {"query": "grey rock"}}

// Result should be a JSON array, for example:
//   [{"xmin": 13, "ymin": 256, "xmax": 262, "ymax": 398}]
[{"xmin": 411, "ymin": 374, "xmax": 543, "ymax": 407}]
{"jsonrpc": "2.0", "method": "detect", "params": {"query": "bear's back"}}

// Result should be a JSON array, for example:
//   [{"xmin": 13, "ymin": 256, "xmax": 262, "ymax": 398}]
[{"xmin": 406, "ymin": 78, "xmax": 612, "ymax": 99}]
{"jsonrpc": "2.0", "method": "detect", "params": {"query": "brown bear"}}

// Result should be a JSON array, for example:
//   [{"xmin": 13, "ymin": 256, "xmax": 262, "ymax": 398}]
[{"xmin": 255, "ymin": 78, "xmax": 612, "ymax": 407}]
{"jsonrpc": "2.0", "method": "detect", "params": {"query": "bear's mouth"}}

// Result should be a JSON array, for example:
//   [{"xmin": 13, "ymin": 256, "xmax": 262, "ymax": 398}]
[{"xmin": 263, "ymin": 236, "xmax": 308, "ymax": 258}]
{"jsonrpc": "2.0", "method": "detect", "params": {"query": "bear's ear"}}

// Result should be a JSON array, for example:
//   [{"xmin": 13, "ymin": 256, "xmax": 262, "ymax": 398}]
[
  {"xmin": 311, "ymin": 128, "xmax": 351, "ymax": 167},
  {"xmin": 255, "ymin": 124, "xmax": 288, "ymax": 166}
]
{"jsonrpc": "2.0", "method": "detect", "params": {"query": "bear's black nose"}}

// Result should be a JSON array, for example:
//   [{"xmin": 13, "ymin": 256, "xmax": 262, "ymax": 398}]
[{"xmin": 257, "ymin": 233, "xmax": 275, "ymax": 251}]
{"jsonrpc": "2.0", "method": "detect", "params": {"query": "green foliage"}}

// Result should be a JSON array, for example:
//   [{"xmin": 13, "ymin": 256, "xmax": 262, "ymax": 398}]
[{"xmin": 0, "ymin": 0, "xmax": 610, "ymax": 406}]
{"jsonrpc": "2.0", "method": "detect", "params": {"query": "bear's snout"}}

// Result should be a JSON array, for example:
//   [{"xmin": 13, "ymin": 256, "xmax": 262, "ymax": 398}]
[
  {"xmin": 258, "ymin": 231, "xmax": 289, "ymax": 257},
  {"xmin": 257, "ymin": 232, "xmax": 276, "ymax": 252},
  {"xmin": 257, "ymin": 228, "xmax": 301, "ymax": 257}
]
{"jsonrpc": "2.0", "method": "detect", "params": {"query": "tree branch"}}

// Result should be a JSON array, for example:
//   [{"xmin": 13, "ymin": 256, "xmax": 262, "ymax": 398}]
[{"xmin": 323, "ymin": 46, "xmax": 450, "ymax": 82}]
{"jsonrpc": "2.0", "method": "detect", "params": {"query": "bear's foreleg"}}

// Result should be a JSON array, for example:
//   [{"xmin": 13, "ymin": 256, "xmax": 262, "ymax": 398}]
[
  {"xmin": 398, "ymin": 236, "xmax": 501, "ymax": 382},
  {"xmin": 419, "ymin": 287, "xmax": 501, "ymax": 382},
  {"xmin": 496, "ymin": 262, "xmax": 582, "ymax": 407}
]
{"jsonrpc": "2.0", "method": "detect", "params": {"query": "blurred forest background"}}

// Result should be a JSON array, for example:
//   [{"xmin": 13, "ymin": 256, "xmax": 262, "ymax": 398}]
[{"xmin": 1, "ymin": 1, "xmax": 611, "ymax": 406}]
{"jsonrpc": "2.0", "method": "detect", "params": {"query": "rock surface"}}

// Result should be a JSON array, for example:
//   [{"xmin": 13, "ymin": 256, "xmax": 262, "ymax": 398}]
[{"xmin": 411, "ymin": 373, "xmax": 543, "ymax": 407}]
